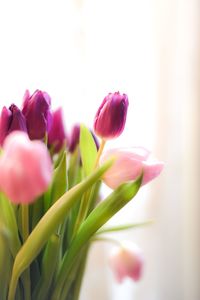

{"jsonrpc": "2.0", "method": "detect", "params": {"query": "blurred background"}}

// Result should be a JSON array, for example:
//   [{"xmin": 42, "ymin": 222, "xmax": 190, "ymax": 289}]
[{"xmin": 0, "ymin": 0, "xmax": 199, "ymax": 299}]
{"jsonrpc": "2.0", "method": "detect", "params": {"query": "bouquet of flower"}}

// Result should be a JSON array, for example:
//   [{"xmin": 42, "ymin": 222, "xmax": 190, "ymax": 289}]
[{"xmin": 0, "ymin": 90, "xmax": 163, "ymax": 300}]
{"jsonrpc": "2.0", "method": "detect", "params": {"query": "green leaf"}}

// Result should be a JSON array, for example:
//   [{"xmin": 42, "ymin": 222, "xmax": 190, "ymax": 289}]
[
  {"xmin": 80, "ymin": 124, "xmax": 97, "ymax": 177},
  {"xmin": 33, "ymin": 234, "xmax": 60, "ymax": 300},
  {"xmin": 52, "ymin": 176, "xmax": 142, "ymax": 300},
  {"xmin": 51, "ymin": 151, "xmax": 67, "ymax": 205},
  {"xmin": 0, "ymin": 224, "xmax": 12, "ymax": 300},
  {"xmin": 0, "ymin": 193, "xmax": 21, "ymax": 257},
  {"xmin": 8, "ymin": 159, "xmax": 113, "ymax": 300},
  {"xmin": 96, "ymin": 220, "xmax": 153, "ymax": 234}
]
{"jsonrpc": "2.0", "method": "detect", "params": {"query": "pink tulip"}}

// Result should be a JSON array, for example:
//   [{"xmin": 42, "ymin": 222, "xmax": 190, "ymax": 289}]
[
  {"xmin": 101, "ymin": 147, "xmax": 164, "ymax": 189},
  {"xmin": 0, "ymin": 131, "xmax": 52, "ymax": 204},
  {"xmin": 109, "ymin": 242, "xmax": 144, "ymax": 283}
]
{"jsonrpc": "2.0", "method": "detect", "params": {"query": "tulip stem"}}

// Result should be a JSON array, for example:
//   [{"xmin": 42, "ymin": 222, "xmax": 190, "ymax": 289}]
[
  {"xmin": 21, "ymin": 204, "xmax": 29, "ymax": 241},
  {"xmin": 95, "ymin": 139, "xmax": 106, "ymax": 168},
  {"xmin": 21, "ymin": 204, "xmax": 31, "ymax": 299}
]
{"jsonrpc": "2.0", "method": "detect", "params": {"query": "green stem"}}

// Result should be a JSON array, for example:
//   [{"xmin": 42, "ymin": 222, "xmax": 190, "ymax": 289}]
[
  {"xmin": 21, "ymin": 205, "xmax": 31, "ymax": 300},
  {"xmin": 95, "ymin": 139, "xmax": 106, "ymax": 168},
  {"xmin": 51, "ymin": 177, "xmax": 142, "ymax": 299},
  {"xmin": 21, "ymin": 205, "xmax": 29, "ymax": 242}
]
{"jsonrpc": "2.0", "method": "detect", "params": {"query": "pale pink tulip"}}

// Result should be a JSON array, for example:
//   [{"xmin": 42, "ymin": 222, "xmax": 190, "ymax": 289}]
[
  {"xmin": 0, "ymin": 131, "xmax": 52, "ymax": 204},
  {"xmin": 101, "ymin": 147, "xmax": 163, "ymax": 189},
  {"xmin": 109, "ymin": 242, "xmax": 144, "ymax": 283}
]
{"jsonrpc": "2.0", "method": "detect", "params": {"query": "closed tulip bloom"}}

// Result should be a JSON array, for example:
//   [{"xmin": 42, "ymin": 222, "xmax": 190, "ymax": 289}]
[
  {"xmin": 22, "ymin": 89, "xmax": 52, "ymax": 140},
  {"xmin": 0, "ymin": 104, "xmax": 27, "ymax": 145},
  {"xmin": 94, "ymin": 92, "xmax": 129, "ymax": 139},
  {"xmin": 109, "ymin": 242, "xmax": 144, "ymax": 283},
  {"xmin": 48, "ymin": 108, "xmax": 67, "ymax": 153},
  {"xmin": 101, "ymin": 147, "xmax": 164, "ymax": 189},
  {"xmin": 0, "ymin": 131, "xmax": 52, "ymax": 204},
  {"xmin": 68, "ymin": 124, "xmax": 80, "ymax": 152}
]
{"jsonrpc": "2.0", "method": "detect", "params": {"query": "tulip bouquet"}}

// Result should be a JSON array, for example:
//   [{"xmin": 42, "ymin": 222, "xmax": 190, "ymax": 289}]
[{"xmin": 0, "ymin": 90, "xmax": 163, "ymax": 300}]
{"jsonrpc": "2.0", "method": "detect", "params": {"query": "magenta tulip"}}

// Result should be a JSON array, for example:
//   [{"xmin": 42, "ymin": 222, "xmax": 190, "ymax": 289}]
[
  {"xmin": 0, "ymin": 104, "xmax": 27, "ymax": 145},
  {"xmin": 94, "ymin": 92, "xmax": 129, "ymax": 139},
  {"xmin": 0, "ymin": 131, "xmax": 52, "ymax": 204},
  {"xmin": 109, "ymin": 242, "xmax": 144, "ymax": 283},
  {"xmin": 22, "ymin": 89, "xmax": 52, "ymax": 140},
  {"xmin": 101, "ymin": 147, "xmax": 164, "ymax": 189},
  {"xmin": 68, "ymin": 124, "xmax": 80, "ymax": 152},
  {"xmin": 48, "ymin": 108, "xmax": 67, "ymax": 153}
]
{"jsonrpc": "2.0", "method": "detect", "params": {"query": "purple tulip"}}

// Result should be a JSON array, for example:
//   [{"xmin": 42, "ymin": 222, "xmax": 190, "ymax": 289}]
[
  {"xmin": 48, "ymin": 108, "xmax": 67, "ymax": 153},
  {"xmin": 22, "ymin": 89, "xmax": 52, "ymax": 140},
  {"xmin": 94, "ymin": 92, "xmax": 129, "ymax": 139},
  {"xmin": 68, "ymin": 124, "xmax": 80, "ymax": 152},
  {"xmin": 0, "ymin": 104, "xmax": 27, "ymax": 145}
]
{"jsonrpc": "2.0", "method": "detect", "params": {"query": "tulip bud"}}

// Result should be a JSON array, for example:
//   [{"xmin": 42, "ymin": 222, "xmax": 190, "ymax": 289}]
[
  {"xmin": 0, "ymin": 131, "xmax": 52, "ymax": 204},
  {"xmin": 109, "ymin": 242, "xmax": 144, "ymax": 283},
  {"xmin": 0, "ymin": 104, "xmax": 27, "ymax": 145},
  {"xmin": 94, "ymin": 92, "xmax": 129, "ymax": 139},
  {"xmin": 101, "ymin": 147, "xmax": 164, "ymax": 189},
  {"xmin": 68, "ymin": 124, "xmax": 80, "ymax": 152},
  {"xmin": 48, "ymin": 108, "xmax": 67, "ymax": 153},
  {"xmin": 22, "ymin": 89, "xmax": 52, "ymax": 140}
]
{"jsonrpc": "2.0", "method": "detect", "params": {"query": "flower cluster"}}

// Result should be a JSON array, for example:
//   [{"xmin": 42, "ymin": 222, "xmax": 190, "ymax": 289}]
[{"xmin": 0, "ymin": 90, "xmax": 163, "ymax": 300}]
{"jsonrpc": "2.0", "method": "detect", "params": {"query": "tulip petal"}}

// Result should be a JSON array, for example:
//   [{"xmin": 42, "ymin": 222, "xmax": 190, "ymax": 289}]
[{"xmin": 142, "ymin": 161, "xmax": 164, "ymax": 185}]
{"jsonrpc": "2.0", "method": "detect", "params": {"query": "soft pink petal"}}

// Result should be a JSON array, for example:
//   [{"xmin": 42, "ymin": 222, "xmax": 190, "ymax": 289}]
[{"xmin": 142, "ymin": 160, "xmax": 164, "ymax": 185}]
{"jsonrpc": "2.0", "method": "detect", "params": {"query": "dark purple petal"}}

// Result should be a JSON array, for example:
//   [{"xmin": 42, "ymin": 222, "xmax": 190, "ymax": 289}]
[
  {"xmin": 22, "ymin": 90, "xmax": 52, "ymax": 140},
  {"xmin": 0, "ymin": 105, "xmax": 27, "ymax": 146},
  {"xmin": 9, "ymin": 104, "xmax": 27, "ymax": 133},
  {"xmin": 68, "ymin": 124, "xmax": 80, "ymax": 152},
  {"xmin": 48, "ymin": 108, "xmax": 67, "ymax": 153},
  {"xmin": 0, "ymin": 107, "xmax": 12, "ymax": 145},
  {"xmin": 94, "ymin": 92, "xmax": 129, "ymax": 139}
]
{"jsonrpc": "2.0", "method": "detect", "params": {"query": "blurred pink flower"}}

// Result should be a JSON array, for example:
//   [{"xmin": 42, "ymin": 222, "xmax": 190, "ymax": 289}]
[
  {"xmin": 0, "ymin": 131, "xmax": 52, "ymax": 204},
  {"xmin": 109, "ymin": 242, "xmax": 144, "ymax": 283},
  {"xmin": 101, "ymin": 147, "xmax": 164, "ymax": 189},
  {"xmin": 94, "ymin": 92, "xmax": 129, "ymax": 139}
]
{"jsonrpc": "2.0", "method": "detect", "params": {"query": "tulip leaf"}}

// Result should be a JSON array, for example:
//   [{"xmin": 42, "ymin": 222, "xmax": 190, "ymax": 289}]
[
  {"xmin": 0, "ymin": 224, "xmax": 12, "ymax": 300},
  {"xmin": 51, "ymin": 151, "xmax": 67, "ymax": 204},
  {"xmin": 0, "ymin": 193, "xmax": 21, "ymax": 257},
  {"xmin": 8, "ymin": 159, "xmax": 113, "ymax": 300},
  {"xmin": 80, "ymin": 125, "xmax": 97, "ymax": 177},
  {"xmin": 33, "ymin": 233, "xmax": 60, "ymax": 300},
  {"xmin": 52, "ymin": 176, "xmax": 142, "ymax": 299},
  {"xmin": 96, "ymin": 220, "xmax": 153, "ymax": 234}
]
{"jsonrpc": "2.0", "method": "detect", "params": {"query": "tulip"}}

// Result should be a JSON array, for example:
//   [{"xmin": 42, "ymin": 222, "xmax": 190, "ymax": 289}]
[
  {"xmin": 22, "ymin": 89, "xmax": 52, "ymax": 140},
  {"xmin": 0, "ymin": 131, "xmax": 52, "ymax": 204},
  {"xmin": 101, "ymin": 147, "xmax": 164, "ymax": 189},
  {"xmin": 68, "ymin": 124, "xmax": 80, "ymax": 152},
  {"xmin": 0, "ymin": 104, "xmax": 27, "ymax": 145},
  {"xmin": 48, "ymin": 108, "xmax": 67, "ymax": 153},
  {"xmin": 109, "ymin": 242, "xmax": 144, "ymax": 283},
  {"xmin": 94, "ymin": 92, "xmax": 129, "ymax": 139}
]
